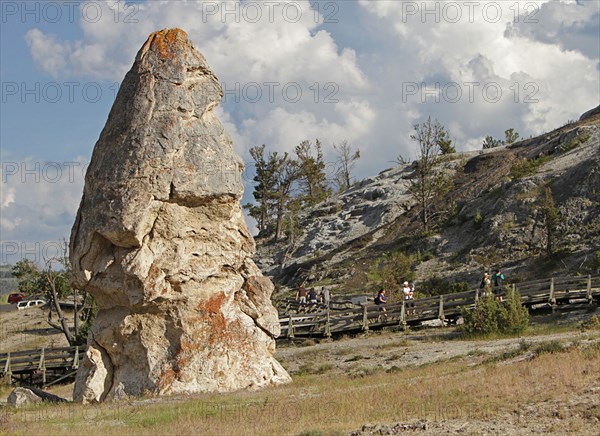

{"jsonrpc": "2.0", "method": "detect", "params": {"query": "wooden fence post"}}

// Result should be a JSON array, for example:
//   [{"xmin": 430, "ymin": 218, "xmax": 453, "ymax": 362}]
[
  {"xmin": 38, "ymin": 347, "xmax": 46, "ymax": 385},
  {"xmin": 587, "ymin": 275, "xmax": 593, "ymax": 304},
  {"xmin": 73, "ymin": 347, "xmax": 80, "ymax": 369},
  {"xmin": 400, "ymin": 301, "xmax": 407, "ymax": 331},
  {"xmin": 325, "ymin": 308, "xmax": 331, "ymax": 338},
  {"xmin": 438, "ymin": 295, "xmax": 445, "ymax": 323},
  {"xmin": 4, "ymin": 352, "xmax": 12, "ymax": 384},
  {"xmin": 549, "ymin": 277, "xmax": 556, "ymax": 308},
  {"xmin": 287, "ymin": 312, "xmax": 295, "ymax": 339},
  {"xmin": 362, "ymin": 304, "xmax": 369, "ymax": 332}
]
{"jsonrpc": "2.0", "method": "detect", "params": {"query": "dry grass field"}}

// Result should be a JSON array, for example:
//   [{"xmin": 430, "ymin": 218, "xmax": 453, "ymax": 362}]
[{"xmin": 1, "ymin": 306, "xmax": 599, "ymax": 435}]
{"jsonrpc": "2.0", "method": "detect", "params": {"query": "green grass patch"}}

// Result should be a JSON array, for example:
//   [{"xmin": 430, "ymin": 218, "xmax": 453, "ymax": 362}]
[
  {"xmin": 558, "ymin": 131, "xmax": 591, "ymax": 153},
  {"xmin": 532, "ymin": 340, "xmax": 567, "ymax": 356},
  {"xmin": 510, "ymin": 155, "xmax": 552, "ymax": 179}
]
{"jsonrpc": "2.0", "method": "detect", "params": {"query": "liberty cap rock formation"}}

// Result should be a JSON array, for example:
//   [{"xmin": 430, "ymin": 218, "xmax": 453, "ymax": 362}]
[{"xmin": 69, "ymin": 28, "xmax": 291, "ymax": 402}]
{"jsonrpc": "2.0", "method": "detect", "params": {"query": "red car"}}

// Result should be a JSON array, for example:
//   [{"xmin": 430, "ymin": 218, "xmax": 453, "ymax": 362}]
[{"xmin": 8, "ymin": 292, "xmax": 25, "ymax": 304}]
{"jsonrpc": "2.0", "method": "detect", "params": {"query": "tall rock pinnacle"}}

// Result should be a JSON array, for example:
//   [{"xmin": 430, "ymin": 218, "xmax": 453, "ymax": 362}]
[{"xmin": 70, "ymin": 28, "xmax": 290, "ymax": 402}]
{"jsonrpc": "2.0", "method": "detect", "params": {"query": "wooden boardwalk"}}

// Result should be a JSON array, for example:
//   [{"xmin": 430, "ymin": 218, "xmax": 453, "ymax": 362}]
[
  {"xmin": 0, "ymin": 346, "xmax": 84, "ymax": 387},
  {"xmin": 278, "ymin": 275, "xmax": 600, "ymax": 338},
  {"xmin": 0, "ymin": 275, "xmax": 597, "ymax": 387}
]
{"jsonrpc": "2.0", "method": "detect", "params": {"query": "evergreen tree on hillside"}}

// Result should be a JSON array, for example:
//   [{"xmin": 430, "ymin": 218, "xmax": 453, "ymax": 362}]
[
  {"xmin": 245, "ymin": 145, "xmax": 301, "ymax": 241},
  {"xmin": 482, "ymin": 135, "xmax": 502, "ymax": 149},
  {"xmin": 272, "ymin": 153, "xmax": 300, "ymax": 241},
  {"xmin": 538, "ymin": 186, "xmax": 562, "ymax": 256},
  {"xmin": 408, "ymin": 117, "xmax": 453, "ymax": 232},
  {"xmin": 245, "ymin": 145, "xmax": 278, "ymax": 234},
  {"xmin": 295, "ymin": 139, "xmax": 330, "ymax": 207},
  {"xmin": 504, "ymin": 128, "xmax": 520, "ymax": 145},
  {"xmin": 437, "ymin": 129, "xmax": 455, "ymax": 154}
]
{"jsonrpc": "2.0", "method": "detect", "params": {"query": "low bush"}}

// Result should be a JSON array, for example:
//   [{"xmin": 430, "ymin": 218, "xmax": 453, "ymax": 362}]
[
  {"xmin": 533, "ymin": 341, "xmax": 566, "ymax": 356},
  {"xmin": 510, "ymin": 156, "xmax": 552, "ymax": 179},
  {"xmin": 473, "ymin": 211, "xmax": 483, "ymax": 229},
  {"xmin": 461, "ymin": 289, "xmax": 529, "ymax": 336}
]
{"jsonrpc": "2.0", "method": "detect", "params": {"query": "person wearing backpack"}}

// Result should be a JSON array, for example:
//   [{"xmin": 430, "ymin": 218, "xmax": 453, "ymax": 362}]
[
  {"xmin": 493, "ymin": 269, "xmax": 506, "ymax": 301},
  {"xmin": 479, "ymin": 272, "xmax": 491, "ymax": 298},
  {"xmin": 493, "ymin": 269, "xmax": 505, "ymax": 287}
]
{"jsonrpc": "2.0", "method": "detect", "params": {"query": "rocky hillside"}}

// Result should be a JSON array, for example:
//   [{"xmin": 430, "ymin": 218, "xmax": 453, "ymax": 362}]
[{"xmin": 255, "ymin": 106, "xmax": 600, "ymax": 293}]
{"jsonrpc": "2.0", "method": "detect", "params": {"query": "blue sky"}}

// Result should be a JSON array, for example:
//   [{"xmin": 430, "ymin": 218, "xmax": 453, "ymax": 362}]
[{"xmin": 1, "ymin": 0, "xmax": 599, "ymax": 265}]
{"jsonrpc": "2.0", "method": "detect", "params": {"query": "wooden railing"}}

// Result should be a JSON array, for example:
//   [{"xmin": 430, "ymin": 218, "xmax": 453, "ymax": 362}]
[
  {"xmin": 278, "ymin": 275, "xmax": 600, "ymax": 338},
  {"xmin": 0, "ymin": 275, "xmax": 597, "ymax": 387},
  {"xmin": 0, "ymin": 345, "xmax": 85, "ymax": 387}
]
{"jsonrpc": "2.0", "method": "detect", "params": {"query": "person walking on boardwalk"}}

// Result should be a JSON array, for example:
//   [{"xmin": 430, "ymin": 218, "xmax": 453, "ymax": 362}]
[
  {"xmin": 402, "ymin": 281, "xmax": 414, "ymax": 301},
  {"xmin": 402, "ymin": 281, "xmax": 416, "ymax": 315},
  {"xmin": 321, "ymin": 287, "xmax": 331, "ymax": 307},
  {"xmin": 308, "ymin": 287, "xmax": 318, "ymax": 304},
  {"xmin": 493, "ymin": 269, "xmax": 506, "ymax": 301},
  {"xmin": 493, "ymin": 269, "xmax": 505, "ymax": 288},
  {"xmin": 375, "ymin": 288, "xmax": 388, "ymax": 321},
  {"xmin": 295, "ymin": 283, "xmax": 307, "ymax": 305},
  {"xmin": 480, "ymin": 272, "xmax": 491, "ymax": 297}
]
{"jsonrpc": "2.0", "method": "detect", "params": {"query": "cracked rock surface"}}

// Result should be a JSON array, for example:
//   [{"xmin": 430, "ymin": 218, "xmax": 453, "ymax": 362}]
[{"xmin": 70, "ymin": 28, "xmax": 290, "ymax": 403}]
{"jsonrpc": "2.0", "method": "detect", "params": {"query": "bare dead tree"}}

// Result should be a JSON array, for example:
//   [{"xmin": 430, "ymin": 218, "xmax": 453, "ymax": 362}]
[
  {"xmin": 43, "ymin": 240, "xmax": 91, "ymax": 345},
  {"xmin": 333, "ymin": 140, "xmax": 361, "ymax": 192}
]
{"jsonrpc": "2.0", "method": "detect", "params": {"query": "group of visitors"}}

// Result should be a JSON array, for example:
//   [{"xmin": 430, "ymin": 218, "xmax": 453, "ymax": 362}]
[
  {"xmin": 295, "ymin": 284, "xmax": 332, "ymax": 306},
  {"xmin": 479, "ymin": 268, "xmax": 506, "ymax": 299},
  {"xmin": 374, "ymin": 281, "xmax": 416, "ymax": 321}
]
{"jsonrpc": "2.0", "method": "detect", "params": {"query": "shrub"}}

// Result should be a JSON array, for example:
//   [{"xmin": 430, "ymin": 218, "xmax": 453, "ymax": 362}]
[
  {"xmin": 473, "ymin": 211, "xmax": 483, "ymax": 229},
  {"xmin": 367, "ymin": 251, "xmax": 415, "ymax": 290},
  {"xmin": 510, "ymin": 156, "xmax": 552, "ymax": 179},
  {"xmin": 579, "ymin": 315, "xmax": 600, "ymax": 332},
  {"xmin": 461, "ymin": 289, "xmax": 528, "ymax": 336},
  {"xmin": 419, "ymin": 276, "xmax": 470, "ymax": 297},
  {"xmin": 449, "ymin": 281, "xmax": 471, "ymax": 293},
  {"xmin": 462, "ymin": 295, "xmax": 501, "ymax": 335},
  {"xmin": 533, "ymin": 341, "xmax": 565, "ymax": 356},
  {"xmin": 558, "ymin": 131, "xmax": 591, "ymax": 153},
  {"xmin": 497, "ymin": 289, "xmax": 529, "ymax": 334}
]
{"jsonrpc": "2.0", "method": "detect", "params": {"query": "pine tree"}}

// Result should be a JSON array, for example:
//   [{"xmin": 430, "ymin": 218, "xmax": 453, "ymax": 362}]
[
  {"xmin": 437, "ymin": 129, "xmax": 455, "ymax": 154},
  {"xmin": 245, "ymin": 145, "xmax": 275, "ymax": 234},
  {"xmin": 504, "ymin": 128, "xmax": 520, "ymax": 145},
  {"xmin": 482, "ymin": 135, "xmax": 501, "ymax": 149},
  {"xmin": 272, "ymin": 153, "xmax": 300, "ymax": 241},
  {"xmin": 295, "ymin": 139, "xmax": 330, "ymax": 207},
  {"xmin": 539, "ymin": 186, "xmax": 561, "ymax": 255},
  {"xmin": 408, "ymin": 117, "xmax": 453, "ymax": 232}
]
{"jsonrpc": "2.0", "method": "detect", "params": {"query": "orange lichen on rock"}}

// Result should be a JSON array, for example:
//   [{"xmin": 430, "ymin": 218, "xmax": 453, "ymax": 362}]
[
  {"xmin": 196, "ymin": 292, "xmax": 251, "ymax": 348},
  {"xmin": 158, "ymin": 367, "xmax": 179, "ymax": 392},
  {"xmin": 197, "ymin": 292, "xmax": 227, "ymax": 343},
  {"xmin": 148, "ymin": 28, "xmax": 188, "ymax": 60}
]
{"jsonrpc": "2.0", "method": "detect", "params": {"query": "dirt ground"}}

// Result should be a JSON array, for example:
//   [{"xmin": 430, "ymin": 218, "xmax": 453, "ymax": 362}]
[
  {"xmin": 0, "ymin": 305, "xmax": 70, "ymax": 353},
  {"xmin": 278, "ymin": 306, "xmax": 600, "ymax": 435},
  {"xmin": 276, "ymin": 325, "xmax": 600, "ymax": 378}
]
